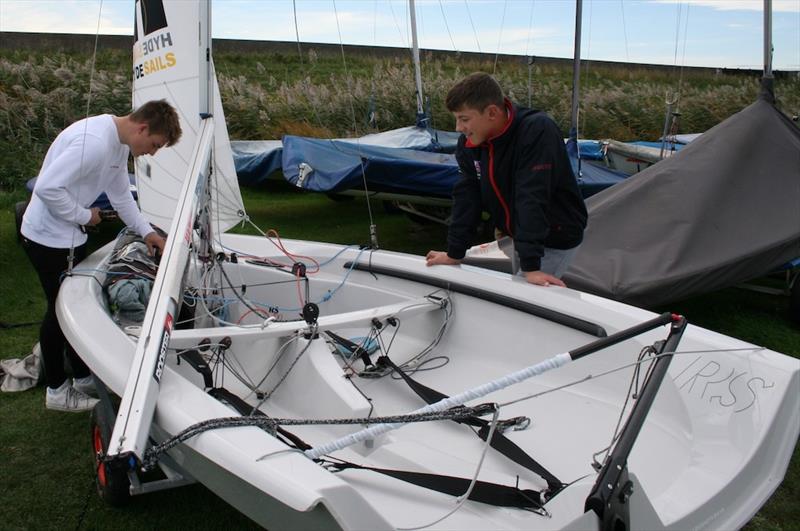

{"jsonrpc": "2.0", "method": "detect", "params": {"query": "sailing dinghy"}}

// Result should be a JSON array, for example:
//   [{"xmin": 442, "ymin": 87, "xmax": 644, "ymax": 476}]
[{"xmin": 56, "ymin": 2, "xmax": 798, "ymax": 529}]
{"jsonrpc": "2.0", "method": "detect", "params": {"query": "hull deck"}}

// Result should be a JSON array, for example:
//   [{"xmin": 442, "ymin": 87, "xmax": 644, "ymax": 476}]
[{"xmin": 58, "ymin": 234, "xmax": 800, "ymax": 530}]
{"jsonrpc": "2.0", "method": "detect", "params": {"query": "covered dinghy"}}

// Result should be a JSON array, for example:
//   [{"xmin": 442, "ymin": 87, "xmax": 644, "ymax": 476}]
[
  {"xmin": 563, "ymin": 80, "xmax": 800, "ymax": 308},
  {"xmin": 282, "ymin": 135, "xmax": 460, "ymax": 197},
  {"xmin": 232, "ymin": 127, "xmax": 461, "ymax": 187}
]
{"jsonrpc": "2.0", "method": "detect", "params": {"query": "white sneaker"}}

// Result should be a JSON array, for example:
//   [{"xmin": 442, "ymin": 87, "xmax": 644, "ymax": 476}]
[
  {"xmin": 46, "ymin": 382, "xmax": 99, "ymax": 412},
  {"xmin": 73, "ymin": 375, "xmax": 97, "ymax": 396}
]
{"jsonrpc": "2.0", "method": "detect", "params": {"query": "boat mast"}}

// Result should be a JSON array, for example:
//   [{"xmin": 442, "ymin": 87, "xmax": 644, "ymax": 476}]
[
  {"xmin": 107, "ymin": 0, "xmax": 218, "ymax": 466},
  {"xmin": 409, "ymin": 0, "xmax": 426, "ymax": 126},
  {"xmin": 763, "ymin": 0, "xmax": 773, "ymax": 78},
  {"xmin": 569, "ymin": 0, "xmax": 583, "ymax": 171},
  {"xmin": 200, "ymin": 0, "xmax": 212, "ymax": 117}
]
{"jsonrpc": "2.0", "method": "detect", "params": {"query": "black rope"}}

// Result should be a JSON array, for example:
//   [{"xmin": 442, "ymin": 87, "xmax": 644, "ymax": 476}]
[{"xmin": 140, "ymin": 404, "xmax": 496, "ymax": 470}]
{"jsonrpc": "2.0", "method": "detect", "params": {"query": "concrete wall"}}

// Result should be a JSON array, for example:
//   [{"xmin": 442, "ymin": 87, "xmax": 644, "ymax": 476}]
[{"xmin": 0, "ymin": 31, "xmax": 767, "ymax": 78}]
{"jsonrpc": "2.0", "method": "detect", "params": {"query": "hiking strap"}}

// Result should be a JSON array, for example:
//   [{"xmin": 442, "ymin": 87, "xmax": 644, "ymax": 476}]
[
  {"xmin": 378, "ymin": 355, "xmax": 565, "ymax": 494},
  {"xmin": 206, "ymin": 387, "xmax": 546, "ymax": 511},
  {"xmin": 328, "ymin": 459, "xmax": 545, "ymax": 512}
]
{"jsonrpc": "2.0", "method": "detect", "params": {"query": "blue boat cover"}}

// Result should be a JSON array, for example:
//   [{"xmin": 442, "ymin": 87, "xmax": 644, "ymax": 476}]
[
  {"xmin": 282, "ymin": 134, "xmax": 628, "ymax": 200},
  {"xmin": 575, "ymin": 139, "xmax": 605, "ymax": 160},
  {"xmin": 566, "ymin": 139, "xmax": 629, "ymax": 198},
  {"xmin": 232, "ymin": 126, "xmax": 461, "ymax": 187},
  {"xmin": 282, "ymin": 136, "xmax": 460, "ymax": 198},
  {"xmin": 231, "ymin": 140, "xmax": 284, "ymax": 187}
]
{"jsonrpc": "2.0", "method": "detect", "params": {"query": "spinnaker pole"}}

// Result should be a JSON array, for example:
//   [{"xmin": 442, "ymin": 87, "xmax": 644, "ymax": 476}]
[{"xmin": 305, "ymin": 312, "xmax": 680, "ymax": 460}]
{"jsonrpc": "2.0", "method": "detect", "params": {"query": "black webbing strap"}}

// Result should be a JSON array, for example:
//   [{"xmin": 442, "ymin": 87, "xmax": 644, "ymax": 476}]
[
  {"xmin": 331, "ymin": 460, "xmax": 543, "ymax": 511},
  {"xmin": 325, "ymin": 331, "xmax": 374, "ymax": 367},
  {"xmin": 207, "ymin": 387, "xmax": 312, "ymax": 450},
  {"xmin": 378, "ymin": 356, "xmax": 564, "ymax": 494}
]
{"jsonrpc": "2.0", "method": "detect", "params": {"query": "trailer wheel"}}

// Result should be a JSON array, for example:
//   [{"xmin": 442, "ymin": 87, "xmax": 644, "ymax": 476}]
[{"xmin": 90, "ymin": 403, "xmax": 131, "ymax": 506}]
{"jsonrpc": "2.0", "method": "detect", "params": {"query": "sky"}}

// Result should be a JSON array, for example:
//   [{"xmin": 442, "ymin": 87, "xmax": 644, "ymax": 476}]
[{"xmin": 0, "ymin": 0, "xmax": 798, "ymax": 70}]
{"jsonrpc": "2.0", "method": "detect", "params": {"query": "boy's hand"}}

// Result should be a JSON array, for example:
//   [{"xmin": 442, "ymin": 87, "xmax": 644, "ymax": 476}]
[
  {"xmin": 144, "ymin": 231, "xmax": 166, "ymax": 257},
  {"xmin": 86, "ymin": 207, "xmax": 102, "ymax": 226},
  {"xmin": 523, "ymin": 270, "xmax": 565, "ymax": 287},
  {"xmin": 425, "ymin": 250, "xmax": 461, "ymax": 267}
]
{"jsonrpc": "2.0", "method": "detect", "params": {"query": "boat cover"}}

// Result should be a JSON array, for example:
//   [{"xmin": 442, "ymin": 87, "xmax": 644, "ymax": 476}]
[
  {"xmin": 232, "ymin": 126, "xmax": 460, "ymax": 186},
  {"xmin": 231, "ymin": 140, "xmax": 284, "ymax": 187},
  {"xmin": 566, "ymin": 139, "xmax": 630, "ymax": 197},
  {"xmin": 282, "ymin": 135, "xmax": 628, "ymax": 199},
  {"xmin": 563, "ymin": 80, "xmax": 800, "ymax": 308},
  {"xmin": 282, "ymin": 136, "xmax": 461, "ymax": 197}
]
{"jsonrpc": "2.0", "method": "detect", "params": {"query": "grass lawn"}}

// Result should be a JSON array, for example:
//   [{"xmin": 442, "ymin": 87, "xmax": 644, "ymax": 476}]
[{"xmin": 0, "ymin": 184, "xmax": 797, "ymax": 530}]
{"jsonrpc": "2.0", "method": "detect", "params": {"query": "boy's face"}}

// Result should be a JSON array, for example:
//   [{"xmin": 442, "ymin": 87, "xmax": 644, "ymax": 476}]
[
  {"xmin": 130, "ymin": 123, "xmax": 167, "ymax": 157},
  {"xmin": 452, "ymin": 104, "xmax": 506, "ymax": 146}
]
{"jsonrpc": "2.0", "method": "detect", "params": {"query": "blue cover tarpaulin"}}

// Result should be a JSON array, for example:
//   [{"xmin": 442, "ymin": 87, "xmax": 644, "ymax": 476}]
[
  {"xmin": 566, "ymin": 139, "xmax": 629, "ymax": 198},
  {"xmin": 232, "ymin": 126, "xmax": 461, "ymax": 187},
  {"xmin": 282, "ymin": 136, "xmax": 461, "ymax": 198}
]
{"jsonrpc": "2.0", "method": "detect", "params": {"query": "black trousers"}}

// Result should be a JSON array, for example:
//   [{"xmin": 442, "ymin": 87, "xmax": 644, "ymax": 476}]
[{"xmin": 21, "ymin": 236, "xmax": 89, "ymax": 389}]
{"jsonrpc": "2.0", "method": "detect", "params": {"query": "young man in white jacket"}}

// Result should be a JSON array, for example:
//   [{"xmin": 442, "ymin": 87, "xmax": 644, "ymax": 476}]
[{"xmin": 20, "ymin": 99, "xmax": 182, "ymax": 412}]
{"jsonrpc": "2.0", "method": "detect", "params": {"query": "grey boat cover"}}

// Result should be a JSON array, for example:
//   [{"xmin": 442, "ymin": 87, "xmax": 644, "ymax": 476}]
[{"xmin": 563, "ymin": 81, "xmax": 800, "ymax": 308}]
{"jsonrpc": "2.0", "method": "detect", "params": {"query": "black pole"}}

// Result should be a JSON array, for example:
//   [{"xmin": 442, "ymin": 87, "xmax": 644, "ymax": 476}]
[
  {"xmin": 584, "ymin": 316, "xmax": 688, "ymax": 529},
  {"xmin": 569, "ymin": 312, "xmax": 676, "ymax": 361}
]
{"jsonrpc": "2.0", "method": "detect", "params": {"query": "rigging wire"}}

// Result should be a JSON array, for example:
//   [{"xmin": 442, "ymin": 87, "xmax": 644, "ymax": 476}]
[
  {"xmin": 524, "ymin": 0, "xmax": 537, "ymax": 108},
  {"xmin": 397, "ymin": 408, "xmax": 502, "ymax": 530},
  {"xmin": 332, "ymin": 0, "xmax": 378, "ymax": 248},
  {"xmin": 618, "ymin": 0, "xmax": 630, "ymax": 63},
  {"xmin": 437, "ymin": 0, "xmax": 459, "ymax": 53},
  {"xmin": 292, "ymin": 0, "xmax": 303, "ymax": 63},
  {"xmin": 492, "ymin": 0, "xmax": 510, "ymax": 76},
  {"xmin": 497, "ymin": 347, "xmax": 764, "ymax": 410},
  {"xmin": 67, "ymin": 0, "xmax": 105, "ymax": 275},
  {"xmin": 673, "ymin": 2, "xmax": 692, "ymax": 113},
  {"xmin": 388, "ymin": 0, "xmax": 410, "ymax": 49},
  {"xmin": 463, "ymin": 0, "xmax": 482, "ymax": 53},
  {"xmin": 591, "ymin": 345, "xmax": 658, "ymax": 470}
]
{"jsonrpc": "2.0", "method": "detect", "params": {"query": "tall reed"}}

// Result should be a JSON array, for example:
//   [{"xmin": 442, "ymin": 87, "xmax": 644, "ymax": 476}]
[{"xmin": 1, "ymin": 48, "xmax": 797, "ymax": 190}]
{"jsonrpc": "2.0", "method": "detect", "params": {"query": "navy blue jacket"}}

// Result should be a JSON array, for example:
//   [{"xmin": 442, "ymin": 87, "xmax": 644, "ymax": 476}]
[{"xmin": 447, "ymin": 100, "xmax": 587, "ymax": 271}]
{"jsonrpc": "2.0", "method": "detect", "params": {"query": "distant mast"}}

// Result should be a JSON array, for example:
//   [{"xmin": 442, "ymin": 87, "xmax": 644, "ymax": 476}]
[
  {"xmin": 569, "ymin": 0, "xmax": 583, "ymax": 141},
  {"xmin": 409, "ymin": 0, "xmax": 426, "ymax": 126},
  {"xmin": 763, "ymin": 0, "xmax": 773, "ymax": 78}
]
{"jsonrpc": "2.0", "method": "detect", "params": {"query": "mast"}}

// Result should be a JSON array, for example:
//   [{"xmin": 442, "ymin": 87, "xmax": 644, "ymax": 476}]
[
  {"xmin": 106, "ymin": 0, "xmax": 220, "ymax": 469},
  {"xmin": 763, "ymin": 0, "xmax": 773, "ymax": 78},
  {"xmin": 568, "ymin": 0, "xmax": 583, "ymax": 175},
  {"xmin": 569, "ymin": 0, "xmax": 583, "ymax": 141},
  {"xmin": 409, "ymin": 0, "xmax": 426, "ymax": 126},
  {"xmin": 199, "ymin": 0, "xmax": 212, "ymax": 117}
]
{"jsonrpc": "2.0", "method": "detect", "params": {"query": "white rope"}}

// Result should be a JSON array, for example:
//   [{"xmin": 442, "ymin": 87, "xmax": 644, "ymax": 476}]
[
  {"xmin": 304, "ymin": 352, "xmax": 571, "ymax": 459},
  {"xmin": 397, "ymin": 408, "xmax": 501, "ymax": 530}
]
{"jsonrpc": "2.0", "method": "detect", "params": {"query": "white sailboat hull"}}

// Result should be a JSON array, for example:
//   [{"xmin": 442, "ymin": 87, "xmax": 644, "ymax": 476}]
[{"xmin": 58, "ymin": 233, "xmax": 799, "ymax": 530}]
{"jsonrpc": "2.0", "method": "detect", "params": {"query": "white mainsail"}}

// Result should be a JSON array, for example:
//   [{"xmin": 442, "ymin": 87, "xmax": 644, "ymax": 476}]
[{"xmin": 132, "ymin": 0, "xmax": 243, "ymax": 232}]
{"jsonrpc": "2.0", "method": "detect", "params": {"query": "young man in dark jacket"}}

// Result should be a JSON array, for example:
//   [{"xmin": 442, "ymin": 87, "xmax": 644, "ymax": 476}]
[{"xmin": 426, "ymin": 73, "xmax": 587, "ymax": 287}]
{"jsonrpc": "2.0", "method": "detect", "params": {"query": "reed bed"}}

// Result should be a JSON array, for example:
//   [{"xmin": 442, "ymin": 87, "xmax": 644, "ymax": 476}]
[{"xmin": 1, "ymin": 47, "xmax": 797, "ymax": 189}]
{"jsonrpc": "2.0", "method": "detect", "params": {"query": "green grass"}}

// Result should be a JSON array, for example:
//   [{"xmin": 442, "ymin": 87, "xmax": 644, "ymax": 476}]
[{"xmin": 0, "ymin": 184, "xmax": 797, "ymax": 529}]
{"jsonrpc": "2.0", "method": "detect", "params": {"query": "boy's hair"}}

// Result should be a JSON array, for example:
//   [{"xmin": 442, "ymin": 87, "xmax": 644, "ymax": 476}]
[
  {"xmin": 130, "ymin": 100, "xmax": 182, "ymax": 146},
  {"xmin": 445, "ymin": 72, "xmax": 505, "ymax": 112}
]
